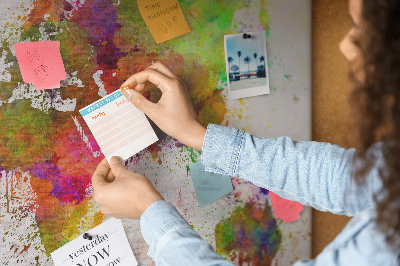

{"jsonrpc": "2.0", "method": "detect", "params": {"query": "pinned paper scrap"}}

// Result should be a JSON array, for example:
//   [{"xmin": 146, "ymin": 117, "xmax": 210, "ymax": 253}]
[
  {"xmin": 189, "ymin": 161, "xmax": 233, "ymax": 208},
  {"xmin": 137, "ymin": 0, "xmax": 191, "ymax": 44},
  {"xmin": 51, "ymin": 218, "xmax": 138, "ymax": 266},
  {"xmin": 269, "ymin": 191, "xmax": 304, "ymax": 223},
  {"xmin": 14, "ymin": 41, "xmax": 66, "ymax": 90},
  {"xmin": 80, "ymin": 90, "xmax": 158, "ymax": 163}
]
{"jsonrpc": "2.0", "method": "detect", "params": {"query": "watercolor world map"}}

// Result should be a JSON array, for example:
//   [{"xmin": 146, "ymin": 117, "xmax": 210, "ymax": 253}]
[{"xmin": 0, "ymin": 0, "xmax": 311, "ymax": 265}]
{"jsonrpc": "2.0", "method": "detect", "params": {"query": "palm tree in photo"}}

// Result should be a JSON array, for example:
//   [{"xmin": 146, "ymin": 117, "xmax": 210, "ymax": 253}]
[
  {"xmin": 244, "ymin": 56, "xmax": 251, "ymax": 78},
  {"xmin": 237, "ymin": 51, "xmax": 242, "ymax": 76},
  {"xmin": 260, "ymin": 55, "xmax": 266, "ymax": 72},
  {"xmin": 253, "ymin": 53, "xmax": 258, "ymax": 71},
  {"xmin": 227, "ymin": 56, "xmax": 233, "ymax": 73},
  {"xmin": 231, "ymin": 64, "xmax": 239, "ymax": 72}
]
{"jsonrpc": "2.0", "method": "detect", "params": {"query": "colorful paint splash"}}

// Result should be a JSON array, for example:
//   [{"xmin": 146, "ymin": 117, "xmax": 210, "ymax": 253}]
[
  {"xmin": 215, "ymin": 202, "xmax": 282, "ymax": 265},
  {"xmin": 0, "ymin": 0, "xmax": 275, "ymax": 263}
]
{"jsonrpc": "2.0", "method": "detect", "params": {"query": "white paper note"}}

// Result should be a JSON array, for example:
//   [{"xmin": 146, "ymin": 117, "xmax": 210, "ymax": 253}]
[
  {"xmin": 51, "ymin": 218, "xmax": 138, "ymax": 266},
  {"xmin": 80, "ymin": 90, "xmax": 158, "ymax": 162}
]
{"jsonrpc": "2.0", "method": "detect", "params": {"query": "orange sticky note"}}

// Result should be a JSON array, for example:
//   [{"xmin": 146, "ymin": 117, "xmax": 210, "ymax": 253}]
[
  {"xmin": 14, "ymin": 41, "xmax": 67, "ymax": 90},
  {"xmin": 137, "ymin": 0, "xmax": 191, "ymax": 44},
  {"xmin": 270, "ymin": 191, "xmax": 304, "ymax": 223}
]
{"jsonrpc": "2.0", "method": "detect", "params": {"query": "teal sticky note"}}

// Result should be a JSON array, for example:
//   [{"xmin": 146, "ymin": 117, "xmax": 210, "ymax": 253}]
[{"xmin": 189, "ymin": 161, "xmax": 233, "ymax": 208}]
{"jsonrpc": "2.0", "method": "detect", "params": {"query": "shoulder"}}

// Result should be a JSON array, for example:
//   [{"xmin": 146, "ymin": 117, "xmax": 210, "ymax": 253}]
[{"xmin": 321, "ymin": 210, "xmax": 399, "ymax": 265}]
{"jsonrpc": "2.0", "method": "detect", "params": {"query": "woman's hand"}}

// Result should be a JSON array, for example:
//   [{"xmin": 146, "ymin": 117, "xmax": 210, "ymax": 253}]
[
  {"xmin": 120, "ymin": 62, "xmax": 206, "ymax": 151},
  {"xmin": 92, "ymin": 157, "xmax": 164, "ymax": 219}
]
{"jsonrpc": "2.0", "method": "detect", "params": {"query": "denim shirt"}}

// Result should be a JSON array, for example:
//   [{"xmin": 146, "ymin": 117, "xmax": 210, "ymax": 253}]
[{"xmin": 140, "ymin": 124, "xmax": 399, "ymax": 265}]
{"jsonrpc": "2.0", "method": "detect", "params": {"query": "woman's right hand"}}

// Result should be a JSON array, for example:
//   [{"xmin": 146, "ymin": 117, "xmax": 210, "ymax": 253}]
[{"xmin": 120, "ymin": 62, "xmax": 206, "ymax": 151}]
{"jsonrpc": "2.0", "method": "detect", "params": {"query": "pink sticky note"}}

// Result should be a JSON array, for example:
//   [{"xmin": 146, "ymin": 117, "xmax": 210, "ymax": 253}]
[
  {"xmin": 270, "ymin": 191, "xmax": 304, "ymax": 223},
  {"xmin": 14, "ymin": 41, "xmax": 66, "ymax": 90}
]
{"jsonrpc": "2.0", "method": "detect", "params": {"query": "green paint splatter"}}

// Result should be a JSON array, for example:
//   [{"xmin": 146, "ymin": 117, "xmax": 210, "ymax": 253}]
[
  {"xmin": 183, "ymin": 145, "xmax": 201, "ymax": 163},
  {"xmin": 186, "ymin": 165, "xmax": 190, "ymax": 176},
  {"xmin": 0, "ymin": 101, "xmax": 55, "ymax": 168}
]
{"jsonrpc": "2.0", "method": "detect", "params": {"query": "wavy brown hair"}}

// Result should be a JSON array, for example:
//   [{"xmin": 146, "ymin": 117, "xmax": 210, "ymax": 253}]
[{"xmin": 350, "ymin": 0, "xmax": 400, "ymax": 251}]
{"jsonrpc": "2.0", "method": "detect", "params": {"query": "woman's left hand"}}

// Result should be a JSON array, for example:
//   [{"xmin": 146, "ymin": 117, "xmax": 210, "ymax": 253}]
[{"xmin": 91, "ymin": 157, "xmax": 164, "ymax": 219}]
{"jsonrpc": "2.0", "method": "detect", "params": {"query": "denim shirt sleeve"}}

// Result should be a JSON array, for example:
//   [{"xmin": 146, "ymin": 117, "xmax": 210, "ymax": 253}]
[
  {"xmin": 140, "ymin": 200, "xmax": 233, "ymax": 266},
  {"xmin": 202, "ymin": 124, "xmax": 382, "ymax": 216}
]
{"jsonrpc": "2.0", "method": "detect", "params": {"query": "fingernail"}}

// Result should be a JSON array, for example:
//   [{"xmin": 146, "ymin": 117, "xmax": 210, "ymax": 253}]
[
  {"xmin": 110, "ymin": 156, "xmax": 123, "ymax": 165},
  {"xmin": 122, "ymin": 88, "xmax": 134, "ymax": 101}
]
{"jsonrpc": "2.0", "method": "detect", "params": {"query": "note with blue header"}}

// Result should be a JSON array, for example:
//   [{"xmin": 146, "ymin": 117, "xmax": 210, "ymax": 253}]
[{"xmin": 80, "ymin": 89, "xmax": 158, "ymax": 162}]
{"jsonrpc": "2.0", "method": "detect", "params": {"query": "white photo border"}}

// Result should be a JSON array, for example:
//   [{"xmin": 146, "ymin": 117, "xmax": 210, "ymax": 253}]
[{"xmin": 224, "ymin": 31, "xmax": 270, "ymax": 100}]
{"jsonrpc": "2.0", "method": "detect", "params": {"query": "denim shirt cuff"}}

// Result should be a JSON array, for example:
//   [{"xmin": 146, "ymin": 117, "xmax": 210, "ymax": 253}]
[
  {"xmin": 201, "ymin": 124, "xmax": 245, "ymax": 176},
  {"xmin": 140, "ymin": 200, "xmax": 190, "ymax": 260}
]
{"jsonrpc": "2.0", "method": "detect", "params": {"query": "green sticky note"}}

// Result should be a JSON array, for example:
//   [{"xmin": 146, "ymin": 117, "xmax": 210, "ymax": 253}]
[{"xmin": 189, "ymin": 161, "xmax": 233, "ymax": 208}]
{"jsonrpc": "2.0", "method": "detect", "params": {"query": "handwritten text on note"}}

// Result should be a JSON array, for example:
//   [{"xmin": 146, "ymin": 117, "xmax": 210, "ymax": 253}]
[
  {"xmin": 137, "ymin": 0, "xmax": 191, "ymax": 44},
  {"xmin": 189, "ymin": 161, "xmax": 233, "ymax": 208},
  {"xmin": 14, "ymin": 41, "xmax": 67, "ymax": 90}
]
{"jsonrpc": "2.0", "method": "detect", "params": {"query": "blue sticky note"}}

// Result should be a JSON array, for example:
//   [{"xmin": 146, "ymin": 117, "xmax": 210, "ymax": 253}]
[{"xmin": 189, "ymin": 161, "xmax": 233, "ymax": 208}]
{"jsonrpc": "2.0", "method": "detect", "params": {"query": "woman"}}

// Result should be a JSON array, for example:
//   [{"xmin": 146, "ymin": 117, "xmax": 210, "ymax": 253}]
[{"xmin": 91, "ymin": 0, "xmax": 400, "ymax": 264}]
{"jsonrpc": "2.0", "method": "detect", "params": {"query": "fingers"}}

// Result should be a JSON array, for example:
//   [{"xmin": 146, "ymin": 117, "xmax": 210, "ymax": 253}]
[
  {"xmin": 133, "ymin": 81, "xmax": 159, "ymax": 93},
  {"xmin": 105, "ymin": 169, "xmax": 116, "ymax": 183},
  {"xmin": 121, "ymin": 88, "xmax": 158, "ymax": 117},
  {"xmin": 134, "ymin": 82, "xmax": 153, "ymax": 92},
  {"xmin": 119, "ymin": 61, "xmax": 180, "ymax": 119},
  {"xmin": 109, "ymin": 156, "xmax": 129, "ymax": 178},
  {"xmin": 147, "ymin": 61, "xmax": 177, "ymax": 79},
  {"xmin": 121, "ymin": 68, "xmax": 174, "ymax": 93},
  {"xmin": 124, "ymin": 62, "xmax": 178, "ymax": 93},
  {"xmin": 92, "ymin": 158, "xmax": 111, "ymax": 188}
]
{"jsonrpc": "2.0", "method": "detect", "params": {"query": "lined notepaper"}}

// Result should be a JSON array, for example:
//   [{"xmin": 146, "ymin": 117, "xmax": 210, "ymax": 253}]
[{"xmin": 80, "ymin": 90, "xmax": 158, "ymax": 162}]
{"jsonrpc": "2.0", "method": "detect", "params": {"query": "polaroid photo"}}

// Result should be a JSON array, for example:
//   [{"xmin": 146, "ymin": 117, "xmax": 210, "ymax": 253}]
[{"xmin": 224, "ymin": 31, "xmax": 270, "ymax": 100}]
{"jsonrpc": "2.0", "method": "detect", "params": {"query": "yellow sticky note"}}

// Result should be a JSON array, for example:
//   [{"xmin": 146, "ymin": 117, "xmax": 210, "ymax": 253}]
[{"xmin": 137, "ymin": 0, "xmax": 191, "ymax": 44}]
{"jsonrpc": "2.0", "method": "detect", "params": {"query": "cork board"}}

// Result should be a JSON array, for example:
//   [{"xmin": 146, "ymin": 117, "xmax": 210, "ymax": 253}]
[
  {"xmin": 0, "ymin": 0, "xmax": 312, "ymax": 265},
  {"xmin": 312, "ymin": 0, "xmax": 353, "ymax": 257}
]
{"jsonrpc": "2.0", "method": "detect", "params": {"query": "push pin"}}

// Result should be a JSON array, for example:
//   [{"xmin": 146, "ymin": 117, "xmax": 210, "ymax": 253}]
[
  {"xmin": 120, "ymin": 84, "xmax": 130, "ymax": 93},
  {"xmin": 83, "ymin": 233, "xmax": 93, "ymax": 240},
  {"xmin": 243, "ymin": 33, "xmax": 252, "ymax": 39}
]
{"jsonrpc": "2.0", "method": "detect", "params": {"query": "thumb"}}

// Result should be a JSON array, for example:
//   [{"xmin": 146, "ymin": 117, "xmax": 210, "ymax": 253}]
[
  {"xmin": 109, "ymin": 156, "xmax": 128, "ymax": 178},
  {"xmin": 122, "ymin": 88, "xmax": 156, "ymax": 116}
]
